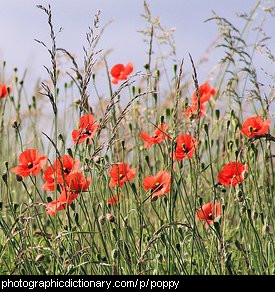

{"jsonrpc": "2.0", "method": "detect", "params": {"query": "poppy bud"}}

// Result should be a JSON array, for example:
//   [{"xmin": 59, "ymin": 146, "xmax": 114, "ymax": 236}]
[
  {"xmin": 67, "ymin": 148, "xmax": 73, "ymax": 158},
  {"xmin": 165, "ymin": 108, "xmax": 171, "ymax": 117},
  {"xmin": 129, "ymin": 123, "xmax": 132, "ymax": 131},
  {"xmin": 16, "ymin": 175, "xmax": 23, "ymax": 182},
  {"xmin": 247, "ymin": 208, "xmax": 252, "ymax": 219},
  {"xmin": 131, "ymin": 86, "xmax": 136, "ymax": 96},
  {"xmin": 155, "ymin": 69, "xmax": 160, "ymax": 79},
  {"xmin": 2, "ymin": 173, "xmax": 7, "ymax": 184},
  {"xmin": 92, "ymin": 73, "xmax": 96, "ymax": 80},
  {"xmin": 32, "ymin": 96, "xmax": 36, "ymax": 108},
  {"xmin": 106, "ymin": 213, "xmax": 115, "ymax": 223},
  {"xmin": 144, "ymin": 63, "xmax": 149, "ymax": 70},
  {"xmin": 215, "ymin": 109, "xmax": 220, "ymax": 120},
  {"xmin": 199, "ymin": 197, "xmax": 203, "ymax": 206},
  {"xmin": 176, "ymin": 243, "xmax": 181, "ymax": 253},
  {"xmin": 12, "ymin": 120, "xmax": 19, "ymax": 129},
  {"xmin": 98, "ymin": 215, "xmax": 106, "ymax": 226},
  {"xmin": 160, "ymin": 115, "xmax": 165, "ymax": 124},
  {"xmin": 58, "ymin": 133, "xmax": 64, "ymax": 142},
  {"xmin": 173, "ymin": 64, "xmax": 178, "ymax": 74}
]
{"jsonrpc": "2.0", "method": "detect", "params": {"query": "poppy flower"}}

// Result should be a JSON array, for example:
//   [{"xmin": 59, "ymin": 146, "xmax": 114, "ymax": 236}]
[
  {"xmin": 46, "ymin": 190, "xmax": 79, "ymax": 216},
  {"xmin": 42, "ymin": 155, "xmax": 80, "ymax": 191},
  {"xmin": 142, "ymin": 170, "xmax": 171, "ymax": 201},
  {"xmin": 11, "ymin": 149, "xmax": 47, "ymax": 177},
  {"xmin": 0, "ymin": 84, "xmax": 12, "ymax": 99},
  {"xmin": 186, "ymin": 103, "xmax": 206, "ymax": 120},
  {"xmin": 63, "ymin": 172, "xmax": 91, "ymax": 192},
  {"xmin": 173, "ymin": 134, "xmax": 198, "ymax": 161},
  {"xmin": 217, "ymin": 162, "xmax": 248, "ymax": 186},
  {"xmin": 110, "ymin": 62, "xmax": 133, "ymax": 84},
  {"xmin": 109, "ymin": 162, "xmax": 137, "ymax": 187},
  {"xmin": 191, "ymin": 82, "xmax": 216, "ymax": 104},
  {"xmin": 140, "ymin": 123, "xmax": 170, "ymax": 148},
  {"xmin": 240, "ymin": 116, "xmax": 270, "ymax": 138},
  {"xmin": 196, "ymin": 202, "xmax": 221, "ymax": 227},
  {"xmin": 72, "ymin": 114, "xmax": 100, "ymax": 144}
]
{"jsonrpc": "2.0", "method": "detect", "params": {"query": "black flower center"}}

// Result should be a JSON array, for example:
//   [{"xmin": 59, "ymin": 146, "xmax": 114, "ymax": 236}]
[
  {"xmin": 63, "ymin": 168, "xmax": 70, "ymax": 175},
  {"xmin": 27, "ymin": 162, "xmax": 33, "ymax": 169}
]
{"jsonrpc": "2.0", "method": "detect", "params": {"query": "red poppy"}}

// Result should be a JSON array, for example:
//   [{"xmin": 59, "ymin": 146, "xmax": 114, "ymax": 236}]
[
  {"xmin": 110, "ymin": 62, "xmax": 133, "ymax": 84},
  {"xmin": 196, "ymin": 202, "xmax": 221, "ymax": 227},
  {"xmin": 72, "ymin": 114, "xmax": 100, "ymax": 144},
  {"xmin": 63, "ymin": 172, "xmax": 91, "ymax": 192},
  {"xmin": 140, "ymin": 123, "xmax": 169, "ymax": 148},
  {"xmin": 42, "ymin": 155, "xmax": 80, "ymax": 191},
  {"xmin": 109, "ymin": 163, "xmax": 137, "ymax": 187},
  {"xmin": 191, "ymin": 82, "xmax": 216, "ymax": 104},
  {"xmin": 142, "ymin": 170, "xmax": 171, "ymax": 201},
  {"xmin": 46, "ymin": 190, "xmax": 79, "ymax": 216},
  {"xmin": 107, "ymin": 193, "xmax": 122, "ymax": 206},
  {"xmin": 11, "ymin": 149, "xmax": 47, "ymax": 177},
  {"xmin": 240, "ymin": 116, "xmax": 270, "ymax": 138},
  {"xmin": 0, "ymin": 84, "xmax": 12, "ymax": 99},
  {"xmin": 186, "ymin": 103, "xmax": 206, "ymax": 120},
  {"xmin": 217, "ymin": 162, "xmax": 248, "ymax": 186},
  {"xmin": 173, "ymin": 134, "xmax": 197, "ymax": 160}
]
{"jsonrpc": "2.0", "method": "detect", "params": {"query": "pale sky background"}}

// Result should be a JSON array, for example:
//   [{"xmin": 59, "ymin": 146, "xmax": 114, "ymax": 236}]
[{"xmin": 0, "ymin": 0, "xmax": 274, "ymax": 100}]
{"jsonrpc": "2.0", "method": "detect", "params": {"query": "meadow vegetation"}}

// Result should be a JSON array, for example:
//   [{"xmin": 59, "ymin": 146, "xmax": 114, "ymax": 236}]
[{"xmin": 0, "ymin": 1, "xmax": 274, "ymax": 275}]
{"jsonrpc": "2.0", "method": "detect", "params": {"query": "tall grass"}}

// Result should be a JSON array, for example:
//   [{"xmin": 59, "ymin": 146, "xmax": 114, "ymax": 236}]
[{"xmin": 0, "ymin": 1, "xmax": 273, "ymax": 275}]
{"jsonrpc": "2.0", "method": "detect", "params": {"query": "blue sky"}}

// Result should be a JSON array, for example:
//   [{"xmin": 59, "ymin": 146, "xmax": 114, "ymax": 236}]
[{"xmin": 0, "ymin": 0, "xmax": 273, "ymax": 93}]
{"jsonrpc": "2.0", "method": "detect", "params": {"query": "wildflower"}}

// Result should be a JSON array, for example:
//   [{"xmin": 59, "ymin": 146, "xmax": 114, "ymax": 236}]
[
  {"xmin": 11, "ymin": 149, "xmax": 47, "ymax": 177},
  {"xmin": 110, "ymin": 62, "xmax": 133, "ymax": 84},
  {"xmin": 0, "ymin": 84, "xmax": 12, "ymax": 99},
  {"xmin": 140, "ymin": 123, "xmax": 169, "ymax": 148},
  {"xmin": 173, "ymin": 134, "xmax": 197, "ymax": 160},
  {"xmin": 142, "ymin": 170, "xmax": 171, "ymax": 201},
  {"xmin": 72, "ymin": 114, "xmax": 100, "ymax": 144},
  {"xmin": 217, "ymin": 162, "xmax": 248, "ymax": 186},
  {"xmin": 42, "ymin": 155, "xmax": 79, "ymax": 191},
  {"xmin": 63, "ymin": 172, "xmax": 90, "ymax": 192},
  {"xmin": 109, "ymin": 163, "xmax": 137, "ymax": 187},
  {"xmin": 186, "ymin": 103, "xmax": 206, "ymax": 120},
  {"xmin": 191, "ymin": 82, "xmax": 216, "ymax": 104},
  {"xmin": 240, "ymin": 116, "xmax": 270, "ymax": 138},
  {"xmin": 46, "ymin": 190, "xmax": 78, "ymax": 216},
  {"xmin": 196, "ymin": 202, "xmax": 221, "ymax": 227}
]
